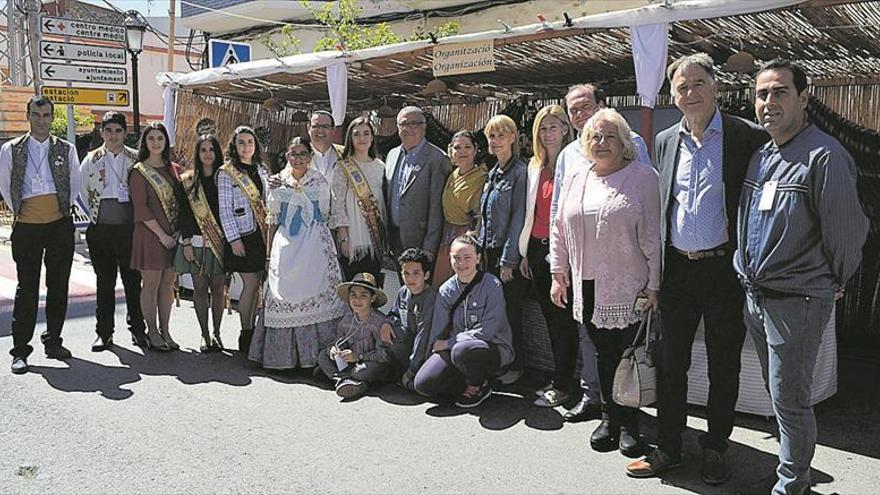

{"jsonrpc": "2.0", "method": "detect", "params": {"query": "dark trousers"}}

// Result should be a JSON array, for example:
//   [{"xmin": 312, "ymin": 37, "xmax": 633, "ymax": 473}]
[
  {"xmin": 657, "ymin": 251, "xmax": 746, "ymax": 455},
  {"xmin": 484, "ymin": 247, "xmax": 527, "ymax": 371},
  {"xmin": 86, "ymin": 223, "xmax": 145, "ymax": 339},
  {"xmin": 413, "ymin": 339, "xmax": 502, "ymax": 398},
  {"xmin": 9, "ymin": 217, "xmax": 75, "ymax": 359},
  {"xmin": 317, "ymin": 351, "xmax": 395, "ymax": 384},
  {"xmin": 588, "ymin": 323, "xmax": 640, "ymax": 426},
  {"xmin": 339, "ymin": 254, "xmax": 384, "ymax": 287},
  {"xmin": 527, "ymin": 238, "xmax": 579, "ymax": 393}
]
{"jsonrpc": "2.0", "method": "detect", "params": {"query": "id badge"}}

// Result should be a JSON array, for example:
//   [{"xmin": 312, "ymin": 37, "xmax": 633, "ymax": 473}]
[
  {"xmin": 31, "ymin": 176, "xmax": 44, "ymax": 194},
  {"xmin": 117, "ymin": 184, "xmax": 130, "ymax": 203},
  {"xmin": 758, "ymin": 181, "xmax": 777, "ymax": 211}
]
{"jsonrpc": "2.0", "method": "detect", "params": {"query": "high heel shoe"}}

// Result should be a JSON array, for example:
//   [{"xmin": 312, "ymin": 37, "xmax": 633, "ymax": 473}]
[
  {"xmin": 212, "ymin": 330, "xmax": 224, "ymax": 351},
  {"xmin": 146, "ymin": 332, "xmax": 171, "ymax": 352},
  {"xmin": 160, "ymin": 329, "xmax": 180, "ymax": 350}
]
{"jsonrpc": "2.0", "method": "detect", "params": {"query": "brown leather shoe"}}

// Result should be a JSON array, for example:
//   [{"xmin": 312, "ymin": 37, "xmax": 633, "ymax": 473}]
[{"xmin": 626, "ymin": 448, "xmax": 684, "ymax": 478}]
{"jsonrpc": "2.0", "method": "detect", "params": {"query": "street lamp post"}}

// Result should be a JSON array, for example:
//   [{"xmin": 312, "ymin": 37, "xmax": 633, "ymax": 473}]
[{"xmin": 124, "ymin": 11, "xmax": 147, "ymax": 137}]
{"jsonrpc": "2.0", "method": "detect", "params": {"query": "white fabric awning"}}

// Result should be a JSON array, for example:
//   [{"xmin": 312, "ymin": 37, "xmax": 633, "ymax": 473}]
[{"xmin": 158, "ymin": 0, "xmax": 803, "ymax": 88}]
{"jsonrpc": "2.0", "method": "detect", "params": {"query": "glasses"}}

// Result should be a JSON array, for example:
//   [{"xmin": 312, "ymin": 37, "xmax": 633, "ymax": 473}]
[
  {"xmin": 310, "ymin": 124, "xmax": 333, "ymax": 130},
  {"xmin": 397, "ymin": 121, "xmax": 426, "ymax": 129},
  {"xmin": 589, "ymin": 133, "xmax": 618, "ymax": 144},
  {"xmin": 286, "ymin": 151, "xmax": 311, "ymax": 158}
]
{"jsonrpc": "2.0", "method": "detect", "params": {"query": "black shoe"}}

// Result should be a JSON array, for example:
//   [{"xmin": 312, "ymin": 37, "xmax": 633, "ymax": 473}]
[
  {"xmin": 563, "ymin": 399, "xmax": 602, "ymax": 423},
  {"xmin": 626, "ymin": 448, "xmax": 684, "ymax": 478},
  {"xmin": 45, "ymin": 345, "xmax": 72, "ymax": 360},
  {"xmin": 91, "ymin": 335, "xmax": 113, "ymax": 352},
  {"xmin": 11, "ymin": 357, "xmax": 28, "ymax": 374},
  {"xmin": 455, "ymin": 383, "xmax": 492, "ymax": 408},
  {"xmin": 131, "ymin": 332, "xmax": 149, "ymax": 348},
  {"xmin": 590, "ymin": 419, "xmax": 620, "ymax": 452},
  {"xmin": 238, "ymin": 329, "xmax": 254, "ymax": 353},
  {"xmin": 702, "ymin": 448, "xmax": 731, "ymax": 486},
  {"xmin": 619, "ymin": 425, "xmax": 643, "ymax": 458}
]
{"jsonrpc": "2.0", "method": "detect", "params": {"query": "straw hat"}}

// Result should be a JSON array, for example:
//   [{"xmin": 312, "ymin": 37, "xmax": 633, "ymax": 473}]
[{"xmin": 335, "ymin": 272, "xmax": 387, "ymax": 307}]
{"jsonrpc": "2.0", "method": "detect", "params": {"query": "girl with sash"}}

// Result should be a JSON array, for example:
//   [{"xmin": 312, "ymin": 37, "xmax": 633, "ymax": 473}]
[
  {"xmin": 329, "ymin": 116, "xmax": 387, "ymax": 285},
  {"xmin": 249, "ymin": 136, "xmax": 346, "ymax": 370},
  {"xmin": 217, "ymin": 126, "xmax": 270, "ymax": 353},
  {"xmin": 433, "ymin": 130, "xmax": 488, "ymax": 284},
  {"xmin": 174, "ymin": 135, "xmax": 226, "ymax": 352},
  {"xmin": 130, "ymin": 123, "xmax": 183, "ymax": 351}
]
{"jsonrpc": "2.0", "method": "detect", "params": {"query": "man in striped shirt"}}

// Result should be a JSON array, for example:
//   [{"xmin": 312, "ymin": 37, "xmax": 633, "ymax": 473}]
[{"xmin": 735, "ymin": 59, "xmax": 868, "ymax": 495}]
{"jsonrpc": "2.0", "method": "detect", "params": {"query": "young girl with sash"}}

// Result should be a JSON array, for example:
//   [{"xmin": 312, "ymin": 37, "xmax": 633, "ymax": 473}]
[
  {"xmin": 329, "ymin": 116, "xmax": 387, "ymax": 285},
  {"xmin": 174, "ymin": 135, "xmax": 226, "ymax": 352},
  {"xmin": 217, "ymin": 126, "xmax": 270, "ymax": 352},
  {"xmin": 130, "ymin": 123, "xmax": 183, "ymax": 351},
  {"xmin": 249, "ymin": 136, "xmax": 346, "ymax": 370}
]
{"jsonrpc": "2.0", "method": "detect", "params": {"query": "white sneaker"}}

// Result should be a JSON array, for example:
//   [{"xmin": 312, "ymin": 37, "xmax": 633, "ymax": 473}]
[{"xmin": 335, "ymin": 378, "xmax": 368, "ymax": 399}]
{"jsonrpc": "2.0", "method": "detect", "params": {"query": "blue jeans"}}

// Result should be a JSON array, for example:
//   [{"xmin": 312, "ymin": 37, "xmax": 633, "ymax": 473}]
[{"xmin": 744, "ymin": 290, "xmax": 833, "ymax": 495}]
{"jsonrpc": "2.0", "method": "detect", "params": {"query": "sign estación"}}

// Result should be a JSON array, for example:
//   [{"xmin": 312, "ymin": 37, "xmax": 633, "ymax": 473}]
[{"xmin": 39, "ymin": 15, "xmax": 130, "ymax": 107}]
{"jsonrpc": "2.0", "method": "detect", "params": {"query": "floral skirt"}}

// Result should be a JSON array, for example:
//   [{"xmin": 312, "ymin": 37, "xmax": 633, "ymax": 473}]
[{"xmin": 249, "ymin": 314, "xmax": 342, "ymax": 369}]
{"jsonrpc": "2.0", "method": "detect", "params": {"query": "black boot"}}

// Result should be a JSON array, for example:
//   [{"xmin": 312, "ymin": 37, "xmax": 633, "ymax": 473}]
[
  {"xmin": 618, "ymin": 410, "xmax": 642, "ymax": 458},
  {"xmin": 590, "ymin": 410, "xmax": 620, "ymax": 453},
  {"xmin": 238, "ymin": 329, "xmax": 254, "ymax": 353}
]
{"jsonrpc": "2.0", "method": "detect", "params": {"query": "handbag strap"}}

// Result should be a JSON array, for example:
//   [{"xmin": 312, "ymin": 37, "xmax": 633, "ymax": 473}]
[{"xmin": 629, "ymin": 307, "xmax": 655, "ymax": 348}]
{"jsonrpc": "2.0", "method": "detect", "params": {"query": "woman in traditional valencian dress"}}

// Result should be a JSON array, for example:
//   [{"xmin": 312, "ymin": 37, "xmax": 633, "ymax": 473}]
[
  {"xmin": 130, "ymin": 123, "xmax": 182, "ymax": 351},
  {"xmin": 249, "ymin": 136, "xmax": 347, "ymax": 370},
  {"xmin": 217, "ymin": 126, "xmax": 269, "ymax": 352},
  {"xmin": 174, "ymin": 135, "xmax": 227, "ymax": 352},
  {"xmin": 330, "ymin": 116, "xmax": 387, "ymax": 285}
]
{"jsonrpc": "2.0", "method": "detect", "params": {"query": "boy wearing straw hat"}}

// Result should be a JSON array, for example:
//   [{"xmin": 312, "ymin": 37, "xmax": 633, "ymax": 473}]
[{"xmin": 317, "ymin": 272, "xmax": 395, "ymax": 400}]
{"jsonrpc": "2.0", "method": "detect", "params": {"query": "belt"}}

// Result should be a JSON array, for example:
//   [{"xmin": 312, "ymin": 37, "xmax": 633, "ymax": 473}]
[
  {"xmin": 529, "ymin": 237, "xmax": 550, "ymax": 246},
  {"xmin": 672, "ymin": 244, "xmax": 729, "ymax": 260}
]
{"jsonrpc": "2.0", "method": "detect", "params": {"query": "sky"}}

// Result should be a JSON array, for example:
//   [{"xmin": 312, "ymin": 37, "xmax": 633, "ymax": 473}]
[{"xmin": 82, "ymin": 0, "xmax": 181, "ymax": 18}]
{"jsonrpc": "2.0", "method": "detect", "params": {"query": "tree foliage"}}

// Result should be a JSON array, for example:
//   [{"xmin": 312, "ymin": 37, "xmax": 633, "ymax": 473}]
[
  {"xmin": 261, "ymin": 0, "xmax": 461, "ymax": 56},
  {"xmin": 50, "ymin": 106, "xmax": 94, "ymax": 139}
]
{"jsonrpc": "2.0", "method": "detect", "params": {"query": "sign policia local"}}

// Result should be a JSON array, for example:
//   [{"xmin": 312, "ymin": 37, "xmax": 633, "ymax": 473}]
[
  {"xmin": 432, "ymin": 40, "xmax": 495, "ymax": 77},
  {"xmin": 40, "ymin": 16, "xmax": 126, "ymax": 43},
  {"xmin": 41, "ymin": 41, "xmax": 127, "ymax": 65},
  {"xmin": 41, "ymin": 86, "xmax": 130, "ymax": 107}
]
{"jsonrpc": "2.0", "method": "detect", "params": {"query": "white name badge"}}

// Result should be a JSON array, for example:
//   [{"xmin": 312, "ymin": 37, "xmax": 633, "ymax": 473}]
[
  {"xmin": 758, "ymin": 181, "xmax": 778, "ymax": 211},
  {"xmin": 117, "ymin": 184, "xmax": 130, "ymax": 203},
  {"xmin": 31, "ymin": 176, "xmax": 44, "ymax": 194}
]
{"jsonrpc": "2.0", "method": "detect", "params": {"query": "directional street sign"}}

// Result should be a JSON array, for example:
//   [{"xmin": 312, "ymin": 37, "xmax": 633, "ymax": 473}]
[
  {"xmin": 40, "ymin": 16, "xmax": 126, "ymax": 43},
  {"xmin": 41, "ymin": 41, "xmax": 127, "ymax": 65},
  {"xmin": 40, "ymin": 62, "xmax": 127, "ymax": 85},
  {"xmin": 208, "ymin": 39, "xmax": 251, "ymax": 68},
  {"xmin": 42, "ymin": 86, "xmax": 130, "ymax": 107}
]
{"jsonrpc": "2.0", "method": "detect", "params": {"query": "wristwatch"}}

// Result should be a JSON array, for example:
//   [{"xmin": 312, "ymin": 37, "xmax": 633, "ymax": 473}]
[{"xmin": 357, "ymin": 353, "xmax": 364, "ymax": 364}]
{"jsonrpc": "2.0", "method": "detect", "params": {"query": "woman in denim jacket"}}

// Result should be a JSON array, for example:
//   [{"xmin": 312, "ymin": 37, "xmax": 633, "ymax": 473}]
[{"xmin": 477, "ymin": 114, "xmax": 527, "ymax": 385}]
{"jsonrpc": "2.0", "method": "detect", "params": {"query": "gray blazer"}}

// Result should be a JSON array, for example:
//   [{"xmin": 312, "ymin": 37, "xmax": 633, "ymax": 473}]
[
  {"xmin": 384, "ymin": 140, "xmax": 452, "ymax": 255},
  {"xmin": 654, "ymin": 113, "xmax": 768, "ymax": 262}
]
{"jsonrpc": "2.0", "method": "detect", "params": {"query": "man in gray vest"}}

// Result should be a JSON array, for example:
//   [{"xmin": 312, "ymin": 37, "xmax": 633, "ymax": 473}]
[{"xmin": 0, "ymin": 96, "xmax": 81, "ymax": 374}]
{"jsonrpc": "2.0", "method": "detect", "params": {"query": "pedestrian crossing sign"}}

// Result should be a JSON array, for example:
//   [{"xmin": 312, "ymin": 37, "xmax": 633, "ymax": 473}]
[{"xmin": 208, "ymin": 39, "xmax": 251, "ymax": 68}]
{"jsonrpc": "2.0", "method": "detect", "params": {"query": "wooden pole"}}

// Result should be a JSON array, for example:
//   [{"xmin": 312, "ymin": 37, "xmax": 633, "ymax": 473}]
[{"xmin": 167, "ymin": 0, "xmax": 176, "ymax": 72}]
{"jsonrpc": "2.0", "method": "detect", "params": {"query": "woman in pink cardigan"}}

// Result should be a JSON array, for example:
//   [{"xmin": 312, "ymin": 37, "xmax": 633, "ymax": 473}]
[{"xmin": 549, "ymin": 108, "xmax": 661, "ymax": 458}]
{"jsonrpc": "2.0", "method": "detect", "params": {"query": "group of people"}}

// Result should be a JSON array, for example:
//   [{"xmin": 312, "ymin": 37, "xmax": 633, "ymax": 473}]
[{"xmin": 0, "ymin": 53, "xmax": 868, "ymax": 495}]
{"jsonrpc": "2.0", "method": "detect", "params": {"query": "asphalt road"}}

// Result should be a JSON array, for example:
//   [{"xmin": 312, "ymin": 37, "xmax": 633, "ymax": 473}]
[{"xmin": 0, "ymin": 239, "xmax": 878, "ymax": 494}]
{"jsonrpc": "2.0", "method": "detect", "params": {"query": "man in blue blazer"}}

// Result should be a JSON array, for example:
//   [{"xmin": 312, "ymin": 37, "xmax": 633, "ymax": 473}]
[
  {"xmin": 384, "ymin": 107, "xmax": 452, "ymax": 271},
  {"xmin": 626, "ymin": 53, "xmax": 768, "ymax": 486}
]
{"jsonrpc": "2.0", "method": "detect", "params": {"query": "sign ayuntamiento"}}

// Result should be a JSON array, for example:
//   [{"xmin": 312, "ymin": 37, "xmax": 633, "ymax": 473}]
[{"xmin": 432, "ymin": 40, "xmax": 495, "ymax": 77}]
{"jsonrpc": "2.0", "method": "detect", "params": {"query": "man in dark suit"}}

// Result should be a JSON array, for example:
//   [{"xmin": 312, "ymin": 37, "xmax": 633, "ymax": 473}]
[
  {"xmin": 384, "ymin": 106, "xmax": 452, "ymax": 270},
  {"xmin": 626, "ymin": 53, "xmax": 768, "ymax": 485}
]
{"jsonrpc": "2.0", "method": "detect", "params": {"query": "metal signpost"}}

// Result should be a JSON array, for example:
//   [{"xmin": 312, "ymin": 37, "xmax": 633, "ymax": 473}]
[{"xmin": 39, "ymin": 15, "xmax": 131, "ymax": 143}]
